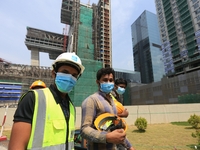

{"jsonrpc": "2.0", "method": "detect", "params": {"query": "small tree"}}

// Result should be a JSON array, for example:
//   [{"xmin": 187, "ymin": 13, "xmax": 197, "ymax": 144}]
[
  {"xmin": 191, "ymin": 129, "xmax": 200, "ymax": 145},
  {"xmin": 188, "ymin": 114, "xmax": 200, "ymax": 129},
  {"xmin": 134, "ymin": 117, "xmax": 147, "ymax": 131},
  {"xmin": 188, "ymin": 114, "xmax": 200, "ymax": 146}
]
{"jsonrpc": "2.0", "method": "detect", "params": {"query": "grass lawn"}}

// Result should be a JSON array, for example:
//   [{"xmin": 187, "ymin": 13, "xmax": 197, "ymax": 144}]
[
  {"xmin": 2, "ymin": 122, "xmax": 199, "ymax": 150},
  {"xmin": 127, "ymin": 122, "xmax": 199, "ymax": 150},
  {"xmin": 2, "ymin": 129, "xmax": 11, "ymax": 140}
]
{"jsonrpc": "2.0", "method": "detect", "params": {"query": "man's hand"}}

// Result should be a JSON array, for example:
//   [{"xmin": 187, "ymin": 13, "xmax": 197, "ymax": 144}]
[
  {"xmin": 118, "ymin": 108, "xmax": 129, "ymax": 118},
  {"xmin": 106, "ymin": 129, "xmax": 126, "ymax": 144}
]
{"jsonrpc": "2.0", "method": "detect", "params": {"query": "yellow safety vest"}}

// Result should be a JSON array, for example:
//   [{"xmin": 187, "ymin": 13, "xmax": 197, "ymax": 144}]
[{"xmin": 27, "ymin": 88, "xmax": 75, "ymax": 150}]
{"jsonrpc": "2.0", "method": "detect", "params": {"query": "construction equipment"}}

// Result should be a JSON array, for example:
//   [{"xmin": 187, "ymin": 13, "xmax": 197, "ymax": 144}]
[{"xmin": 94, "ymin": 113, "xmax": 127, "ymax": 132}]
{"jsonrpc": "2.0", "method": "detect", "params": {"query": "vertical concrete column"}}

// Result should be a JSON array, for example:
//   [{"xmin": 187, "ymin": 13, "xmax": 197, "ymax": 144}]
[{"xmin": 31, "ymin": 50, "xmax": 40, "ymax": 66}]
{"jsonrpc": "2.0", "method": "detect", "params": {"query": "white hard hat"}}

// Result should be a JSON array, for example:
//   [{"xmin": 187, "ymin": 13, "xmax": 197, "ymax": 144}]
[{"xmin": 52, "ymin": 52, "xmax": 85, "ymax": 76}]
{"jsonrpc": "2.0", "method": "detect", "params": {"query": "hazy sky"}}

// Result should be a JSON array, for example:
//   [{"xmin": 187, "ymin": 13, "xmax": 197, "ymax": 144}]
[{"xmin": 0, "ymin": 0, "xmax": 156, "ymax": 71}]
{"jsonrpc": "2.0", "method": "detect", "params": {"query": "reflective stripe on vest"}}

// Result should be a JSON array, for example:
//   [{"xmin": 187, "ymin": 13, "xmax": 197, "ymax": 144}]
[{"xmin": 27, "ymin": 88, "xmax": 75, "ymax": 150}]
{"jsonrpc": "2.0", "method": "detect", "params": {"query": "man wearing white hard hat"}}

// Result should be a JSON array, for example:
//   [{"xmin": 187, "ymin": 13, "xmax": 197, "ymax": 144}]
[{"xmin": 9, "ymin": 52, "xmax": 85, "ymax": 150}]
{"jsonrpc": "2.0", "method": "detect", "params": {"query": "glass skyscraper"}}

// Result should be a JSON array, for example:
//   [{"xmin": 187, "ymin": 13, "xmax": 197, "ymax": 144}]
[
  {"xmin": 131, "ymin": 10, "xmax": 165, "ymax": 83},
  {"xmin": 155, "ymin": 0, "xmax": 200, "ymax": 77}
]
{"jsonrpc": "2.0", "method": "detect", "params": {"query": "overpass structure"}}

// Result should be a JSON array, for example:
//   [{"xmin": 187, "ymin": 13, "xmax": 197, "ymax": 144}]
[{"xmin": 25, "ymin": 27, "xmax": 68, "ymax": 66}]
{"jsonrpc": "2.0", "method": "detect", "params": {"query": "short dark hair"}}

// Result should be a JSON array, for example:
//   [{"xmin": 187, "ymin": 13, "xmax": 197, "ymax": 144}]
[
  {"xmin": 115, "ymin": 78, "xmax": 127, "ymax": 87},
  {"xmin": 96, "ymin": 67, "xmax": 115, "ymax": 80}
]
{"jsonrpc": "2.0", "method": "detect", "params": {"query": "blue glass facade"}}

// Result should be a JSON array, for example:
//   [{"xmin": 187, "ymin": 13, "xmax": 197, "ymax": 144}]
[
  {"xmin": 0, "ymin": 82, "xmax": 22, "ymax": 106},
  {"xmin": 114, "ymin": 68, "xmax": 141, "ymax": 83},
  {"xmin": 131, "ymin": 10, "xmax": 165, "ymax": 83}
]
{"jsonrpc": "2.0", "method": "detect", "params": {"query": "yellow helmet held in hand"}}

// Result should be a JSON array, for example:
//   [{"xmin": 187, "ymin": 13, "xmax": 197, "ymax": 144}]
[
  {"xmin": 30, "ymin": 80, "xmax": 46, "ymax": 89},
  {"xmin": 94, "ymin": 113, "xmax": 127, "ymax": 132}
]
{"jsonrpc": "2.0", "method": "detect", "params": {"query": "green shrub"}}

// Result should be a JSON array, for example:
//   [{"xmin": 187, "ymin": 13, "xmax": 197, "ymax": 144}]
[
  {"xmin": 187, "ymin": 114, "xmax": 200, "ymax": 129},
  {"xmin": 134, "ymin": 117, "xmax": 147, "ymax": 131},
  {"xmin": 191, "ymin": 129, "xmax": 200, "ymax": 145}
]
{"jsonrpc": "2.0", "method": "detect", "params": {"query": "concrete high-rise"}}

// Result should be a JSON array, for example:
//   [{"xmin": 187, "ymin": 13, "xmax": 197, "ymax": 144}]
[
  {"xmin": 155, "ymin": 0, "xmax": 200, "ymax": 77},
  {"xmin": 131, "ymin": 10, "xmax": 165, "ymax": 83}
]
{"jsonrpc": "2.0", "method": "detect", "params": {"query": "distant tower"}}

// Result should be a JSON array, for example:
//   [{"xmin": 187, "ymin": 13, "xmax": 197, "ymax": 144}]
[
  {"xmin": 131, "ymin": 10, "xmax": 165, "ymax": 83},
  {"xmin": 94, "ymin": 0, "xmax": 112, "ymax": 67},
  {"xmin": 155, "ymin": 0, "xmax": 200, "ymax": 77}
]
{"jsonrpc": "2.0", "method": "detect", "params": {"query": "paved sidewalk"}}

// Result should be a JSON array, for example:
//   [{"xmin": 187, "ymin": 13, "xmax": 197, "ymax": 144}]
[
  {"xmin": 0, "ymin": 146, "xmax": 7, "ymax": 150},
  {"xmin": 0, "ymin": 140, "xmax": 9, "ymax": 150}
]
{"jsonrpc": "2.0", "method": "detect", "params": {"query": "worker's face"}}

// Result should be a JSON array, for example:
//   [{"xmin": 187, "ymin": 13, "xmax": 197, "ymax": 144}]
[
  {"xmin": 52, "ymin": 65, "xmax": 79, "ymax": 94},
  {"xmin": 115, "ymin": 83, "xmax": 126, "ymax": 90},
  {"xmin": 97, "ymin": 73, "xmax": 114, "ymax": 94},
  {"xmin": 115, "ymin": 83, "xmax": 126, "ymax": 95},
  {"xmin": 98, "ymin": 73, "xmax": 114, "ymax": 84},
  {"xmin": 52, "ymin": 65, "xmax": 79, "ymax": 79}
]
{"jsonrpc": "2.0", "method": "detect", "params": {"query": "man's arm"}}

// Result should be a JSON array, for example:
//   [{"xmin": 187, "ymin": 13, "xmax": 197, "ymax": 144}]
[
  {"xmin": 81, "ymin": 96, "xmax": 107, "ymax": 143},
  {"xmin": 8, "ymin": 91, "xmax": 34, "ymax": 150},
  {"xmin": 8, "ymin": 122, "xmax": 31, "ymax": 150}
]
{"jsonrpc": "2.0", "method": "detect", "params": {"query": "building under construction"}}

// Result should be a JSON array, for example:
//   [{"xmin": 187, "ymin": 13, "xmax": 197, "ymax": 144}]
[
  {"xmin": 25, "ymin": 0, "xmax": 112, "ymax": 68},
  {"xmin": 0, "ymin": 0, "xmax": 112, "ymax": 107}
]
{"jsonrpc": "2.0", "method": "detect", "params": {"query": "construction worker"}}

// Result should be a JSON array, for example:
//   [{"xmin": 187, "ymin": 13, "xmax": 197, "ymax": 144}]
[
  {"xmin": 29, "ymin": 80, "xmax": 46, "ymax": 90},
  {"xmin": 8, "ymin": 52, "xmax": 85, "ymax": 150},
  {"xmin": 18, "ymin": 80, "xmax": 47, "ymax": 103},
  {"xmin": 81, "ymin": 67, "xmax": 135, "ymax": 150},
  {"xmin": 111, "ymin": 78, "xmax": 129, "ymax": 118},
  {"xmin": 113, "ymin": 78, "xmax": 127, "ymax": 104},
  {"xmin": 110, "ymin": 79, "xmax": 130, "ymax": 150}
]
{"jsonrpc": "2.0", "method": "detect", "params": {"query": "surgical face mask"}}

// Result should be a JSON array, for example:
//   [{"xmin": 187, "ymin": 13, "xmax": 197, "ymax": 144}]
[
  {"xmin": 100, "ymin": 82, "xmax": 114, "ymax": 94},
  {"xmin": 116, "ymin": 86, "xmax": 125, "ymax": 95},
  {"xmin": 55, "ymin": 72, "xmax": 77, "ymax": 93}
]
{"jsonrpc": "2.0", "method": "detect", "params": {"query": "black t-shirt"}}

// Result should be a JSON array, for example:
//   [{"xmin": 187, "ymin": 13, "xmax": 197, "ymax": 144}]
[{"xmin": 13, "ymin": 84, "xmax": 72, "ymax": 124}]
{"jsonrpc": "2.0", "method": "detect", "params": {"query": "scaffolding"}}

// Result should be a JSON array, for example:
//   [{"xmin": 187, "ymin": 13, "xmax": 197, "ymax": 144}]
[
  {"xmin": 96, "ymin": 0, "xmax": 112, "ymax": 67},
  {"xmin": 0, "ymin": 62, "xmax": 53, "ymax": 106},
  {"xmin": 67, "ymin": 5, "xmax": 103, "ymax": 106},
  {"xmin": 77, "ymin": 5, "xmax": 94, "ymax": 59}
]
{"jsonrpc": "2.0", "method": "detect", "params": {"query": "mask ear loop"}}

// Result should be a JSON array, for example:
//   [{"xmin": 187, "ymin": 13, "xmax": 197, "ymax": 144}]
[
  {"xmin": 54, "ymin": 71, "xmax": 57, "ymax": 77},
  {"xmin": 52, "ymin": 63, "xmax": 57, "ymax": 77},
  {"xmin": 77, "ymin": 74, "xmax": 81, "ymax": 80}
]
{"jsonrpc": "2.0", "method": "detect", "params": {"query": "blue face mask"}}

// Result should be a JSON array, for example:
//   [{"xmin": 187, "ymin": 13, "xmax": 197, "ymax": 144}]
[
  {"xmin": 100, "ymin": 82, "xmax": 114, "ymax": 94},
  {"xmin": 116, "ymin": 86, "xmax": 125, "ymax": 95},
  {"xmin": 55, "ymin": 72, "xmax": 77, "ymax": 93}
]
